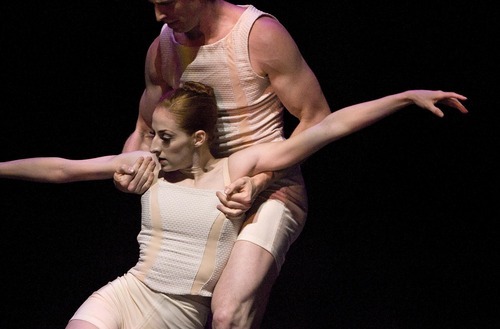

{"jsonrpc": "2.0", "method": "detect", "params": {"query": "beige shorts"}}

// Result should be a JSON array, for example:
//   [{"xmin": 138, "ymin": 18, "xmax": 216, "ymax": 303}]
[
  {"xmin": 69, "ymin": 272, "xmax": 210, "ymax": 329},
  {"xmin": 237, "ymin": 164, "xmax": 308, "ymax": 271}
]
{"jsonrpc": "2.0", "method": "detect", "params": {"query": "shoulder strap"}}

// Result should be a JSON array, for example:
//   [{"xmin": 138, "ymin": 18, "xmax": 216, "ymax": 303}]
[{"xmin": 222, "ymin": 158, "xmax": 231, "ymax": 186}]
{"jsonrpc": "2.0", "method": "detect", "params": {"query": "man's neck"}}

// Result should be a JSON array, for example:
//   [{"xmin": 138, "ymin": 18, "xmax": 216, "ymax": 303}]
[{"xmin": 178, "ymin": 0, "xmax": 243, "ymax": 46}]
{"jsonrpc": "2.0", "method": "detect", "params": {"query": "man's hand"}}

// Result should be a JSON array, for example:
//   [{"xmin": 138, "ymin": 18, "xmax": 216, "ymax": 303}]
[
  {"xmin": 113, "ymin": 156, "xmax": 156, "ymax": 194},
  {"xmin": 216, "ymin": 176, "xmax": 256, "ymax": 220}
]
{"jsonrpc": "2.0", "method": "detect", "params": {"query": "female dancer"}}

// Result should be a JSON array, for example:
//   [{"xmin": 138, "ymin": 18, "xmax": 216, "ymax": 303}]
[{"xmin": 0, "ymin": 82, "xmax": 467, "ymax": 328}]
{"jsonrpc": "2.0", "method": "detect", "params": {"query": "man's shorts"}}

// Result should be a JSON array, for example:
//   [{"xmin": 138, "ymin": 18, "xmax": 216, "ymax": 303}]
[{"xmin": 237, "ymin": 164, "xmax": 308, "ymax": 271}]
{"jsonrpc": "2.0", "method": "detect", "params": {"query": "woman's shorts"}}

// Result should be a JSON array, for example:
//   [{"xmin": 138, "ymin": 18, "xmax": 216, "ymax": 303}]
[{"xmin": 69, "ymin": 272, "xmax": 210, "ymax": 329}]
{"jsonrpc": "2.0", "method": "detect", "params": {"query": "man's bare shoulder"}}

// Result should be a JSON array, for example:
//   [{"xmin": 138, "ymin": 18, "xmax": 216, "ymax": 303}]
[
  {"xmin": 249, "ymin": 15, "xmax": 299, "ymax": 75},
  {"xmin": 252, "ymin": 15, "xmax": 287, "ymax": 39}
]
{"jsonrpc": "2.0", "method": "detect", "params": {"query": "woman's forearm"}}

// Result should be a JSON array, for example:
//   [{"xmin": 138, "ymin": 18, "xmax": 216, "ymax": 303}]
[{"xmin": 0, "ymin": 156, "xmax": 117, "ymax": 183}]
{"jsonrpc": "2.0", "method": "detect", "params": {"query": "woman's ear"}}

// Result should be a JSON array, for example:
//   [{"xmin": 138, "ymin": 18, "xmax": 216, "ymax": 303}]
[{"xmin": 193, "ymin": 130, "xmax": 207, "ymax": 147}]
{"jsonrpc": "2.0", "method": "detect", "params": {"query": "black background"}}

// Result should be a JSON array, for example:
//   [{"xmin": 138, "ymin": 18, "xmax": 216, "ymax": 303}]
[{"xmin": 1, "ymin": 1, "xmax": 498, "ymax": 328}]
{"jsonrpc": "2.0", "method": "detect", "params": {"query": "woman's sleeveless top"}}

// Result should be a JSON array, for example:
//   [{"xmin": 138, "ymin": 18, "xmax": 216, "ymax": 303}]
[{"xmin": 129, "ymin": 158, "xmax": 243, "ymax": 297}]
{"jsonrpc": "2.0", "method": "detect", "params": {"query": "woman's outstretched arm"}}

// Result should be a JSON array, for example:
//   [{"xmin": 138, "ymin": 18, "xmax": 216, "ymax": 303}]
[
  {"xmin": 228, "ymin": 90, "xmax": 468, "ymax": 179},
  {"xmin": 0, "ymin": 150, "xmax": 153, "ymax": 183}
]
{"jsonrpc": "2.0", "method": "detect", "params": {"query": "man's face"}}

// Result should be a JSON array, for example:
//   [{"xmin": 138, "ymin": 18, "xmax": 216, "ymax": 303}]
[{"xmin": 148, "ymin": 0, "xmax": 203, "ymax": 33}]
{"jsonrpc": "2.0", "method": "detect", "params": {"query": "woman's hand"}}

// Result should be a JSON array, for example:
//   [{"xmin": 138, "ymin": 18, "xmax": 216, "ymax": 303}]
[{"xmin": 407, "ymin": 90, "xmax": 468, "ymax": 117}]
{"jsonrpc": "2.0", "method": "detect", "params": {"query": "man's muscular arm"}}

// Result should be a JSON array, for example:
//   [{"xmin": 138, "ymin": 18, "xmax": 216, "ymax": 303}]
[
  {"xmin": 114, "ymin": 37, "xmax": 166, "ymax": 193},
  {"xmin": 123, "ymin": 37, "xmax": 165, "ymax": 153},
  {"xmin": 216, "ymin": 16, "xmax": 331, "ymax": 218}
]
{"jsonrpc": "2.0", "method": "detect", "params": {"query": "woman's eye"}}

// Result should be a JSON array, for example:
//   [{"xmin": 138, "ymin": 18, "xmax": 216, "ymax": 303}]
[{"xmin": 161, "ymin": 134, "xmax": 172, "ymax": 142}]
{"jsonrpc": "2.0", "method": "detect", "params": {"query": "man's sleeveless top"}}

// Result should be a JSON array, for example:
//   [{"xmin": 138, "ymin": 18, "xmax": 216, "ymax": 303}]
[
  {"xmin": 159, "ymin": 5, "xmax": 284, "ymax": 157},
  {"xmin": 129, "ymin": 158, "xmax": 243, "ymax": 297}
]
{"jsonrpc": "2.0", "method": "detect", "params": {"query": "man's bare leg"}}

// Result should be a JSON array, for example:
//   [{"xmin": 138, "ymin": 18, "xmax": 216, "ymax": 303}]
[{"xmin": 211, "ymin": 240, "xmax": 279, "ymax": 329}]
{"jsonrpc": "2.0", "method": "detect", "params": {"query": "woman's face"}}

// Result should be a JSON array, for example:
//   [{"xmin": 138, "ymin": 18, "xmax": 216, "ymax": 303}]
[{"xmin": 150, "ymin": 108, "xmax": 195, "ymax": 172}]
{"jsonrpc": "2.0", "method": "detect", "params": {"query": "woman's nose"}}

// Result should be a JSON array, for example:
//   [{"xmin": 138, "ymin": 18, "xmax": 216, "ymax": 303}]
[{"xmin": 150, "ymin": 138, "xmax": 160, "ymax": 153}]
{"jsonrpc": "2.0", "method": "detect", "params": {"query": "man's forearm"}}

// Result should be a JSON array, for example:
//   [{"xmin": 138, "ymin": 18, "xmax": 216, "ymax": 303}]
[
  {"xmin": 250, "ymin": 167, "xmax": 291, "ymax": 196},
  {"xmin": 250, "ymin": 171, "xmax": 274, "ymax": 196},
  {"xmin": 123, "ymin": 131, "xmax": 152, "ymax": 152}
]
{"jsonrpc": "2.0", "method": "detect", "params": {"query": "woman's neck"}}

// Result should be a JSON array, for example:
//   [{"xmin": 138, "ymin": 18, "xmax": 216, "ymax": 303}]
[
  {"xmin": 179, "ymin": 148, "xmax": 217, "ymax": 180},
  {"xmin": 164, "ymin": 153, "xmax": 223, "ymax": 189}
]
